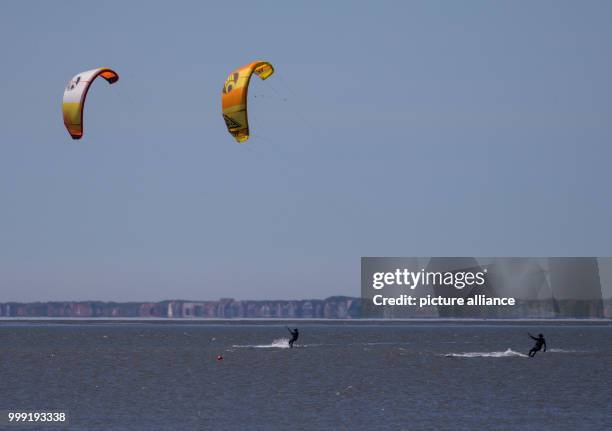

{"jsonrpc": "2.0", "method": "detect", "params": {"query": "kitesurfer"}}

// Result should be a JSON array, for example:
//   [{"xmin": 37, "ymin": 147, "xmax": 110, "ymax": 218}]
[
  {"xmin": 287, "ymin": 327, "xmax": 299, "ymax": 348},
  {"xmin": 527, "ymin": 333, "xmax": 546, "ymax": 357}
]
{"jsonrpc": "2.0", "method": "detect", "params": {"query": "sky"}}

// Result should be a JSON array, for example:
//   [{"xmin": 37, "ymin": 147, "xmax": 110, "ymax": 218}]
[{"xmin": 1, "ymin": 1, "xmax": 611, "ymax": 302}]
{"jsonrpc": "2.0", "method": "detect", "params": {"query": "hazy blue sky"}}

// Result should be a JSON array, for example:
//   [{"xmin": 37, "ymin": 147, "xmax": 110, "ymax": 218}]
[{"xmin": 1, "ymin": 1, "xmax": 611, "ymax": 301}]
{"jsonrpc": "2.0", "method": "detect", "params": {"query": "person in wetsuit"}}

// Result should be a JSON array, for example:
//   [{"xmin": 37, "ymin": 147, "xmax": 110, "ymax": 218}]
[
  {"xmin": 528, "ymin": 333, "xmax": 546, "ymax": 357},
  {"xmin": 287, "ymin": 327, "xmax": 299, "ymax": 348}
]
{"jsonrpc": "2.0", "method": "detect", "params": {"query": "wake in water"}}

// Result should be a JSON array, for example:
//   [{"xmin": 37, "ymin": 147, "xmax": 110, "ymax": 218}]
[
  {"xmin": 233, "ymin": 338, "xmax": 291, "ymax": 349},
  {"xmin": 548, "ymin": 348, "xmax": 585, "ymax": 353},
  {"xmin": 444, "ymin": 348, "xmax": 528, "ymax": 358}
]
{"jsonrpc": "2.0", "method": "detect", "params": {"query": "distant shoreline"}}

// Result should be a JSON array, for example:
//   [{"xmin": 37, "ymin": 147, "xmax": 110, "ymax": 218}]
[
  {"xmin": 1, "ymin": 317, "xmax": 611, "ymax": 326},
  {"xmin": 3, "ymin": 297, "xmax": 611, "ymax": 319}
]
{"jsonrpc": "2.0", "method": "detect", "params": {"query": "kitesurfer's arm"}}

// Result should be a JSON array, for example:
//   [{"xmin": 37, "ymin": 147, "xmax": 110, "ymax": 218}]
[
  {"xmin": 543, "ymin": 341, "xmax": 547, "ymax": 352},
  {"xmin": 528, "ymin": 333, "xmax": 537, "ymax": 341}
]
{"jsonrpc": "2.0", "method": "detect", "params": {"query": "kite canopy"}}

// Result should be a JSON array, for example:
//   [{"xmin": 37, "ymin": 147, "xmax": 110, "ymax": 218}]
[
  {"xmin": 221, "ymin": 61, "xmax": 274, "ymax": 143},
  {"xmin": 62, "ymin": 68, "xmax": 119, "ymax": 139}
]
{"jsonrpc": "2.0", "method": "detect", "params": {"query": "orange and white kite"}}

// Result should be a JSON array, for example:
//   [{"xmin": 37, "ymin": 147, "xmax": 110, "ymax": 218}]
[{"xmin": 62, "ymin": 68, "xmax": 119, "ymax": 139}]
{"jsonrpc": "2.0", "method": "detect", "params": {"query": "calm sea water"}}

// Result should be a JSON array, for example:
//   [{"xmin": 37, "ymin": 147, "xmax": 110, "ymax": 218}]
[{"xmin": 0, "ymin": 322, "xmax": 610, "ymax": 430}]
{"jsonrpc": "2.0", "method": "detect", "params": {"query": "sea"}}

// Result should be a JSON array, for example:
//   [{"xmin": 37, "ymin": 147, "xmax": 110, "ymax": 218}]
[{"xmin": 0, "ymin": 321, "xmax": 610, "ymax": 430}]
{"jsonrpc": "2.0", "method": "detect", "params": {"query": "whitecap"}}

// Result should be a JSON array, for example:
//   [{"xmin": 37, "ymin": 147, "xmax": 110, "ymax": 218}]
[{"xmin": 444, "ymin": 348, "xmax": 528, "ymax": 358}]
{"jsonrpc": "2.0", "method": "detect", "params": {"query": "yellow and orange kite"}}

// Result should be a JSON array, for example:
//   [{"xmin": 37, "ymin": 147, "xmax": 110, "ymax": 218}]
[
  {"xmin": 62, "ymin": 68, "xmax": 119, "ymax": 139},
  {"xmin": 221, "ymin": 61, "xmax": 274, "ymax": 143}
]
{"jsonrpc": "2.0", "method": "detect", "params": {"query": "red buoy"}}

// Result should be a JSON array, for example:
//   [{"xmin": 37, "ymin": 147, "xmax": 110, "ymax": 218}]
[{"xmin": 217, "ymin": 355, "xmax": 223, "ymax": 361}]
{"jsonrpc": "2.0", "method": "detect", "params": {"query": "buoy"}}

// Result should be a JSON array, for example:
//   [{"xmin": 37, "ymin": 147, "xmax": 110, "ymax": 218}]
[{"xmin": 217, "ymin": 355, "xmax": 223, "ymax": 361}]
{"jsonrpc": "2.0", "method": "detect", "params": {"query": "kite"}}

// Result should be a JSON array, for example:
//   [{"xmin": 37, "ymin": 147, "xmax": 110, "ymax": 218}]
[
  {"xmin": 221, "ymin": 61, "xmax": 274, "ymax": 142},
  {"xmin": 62, "ymin": 68, "xmax": 119, "ymax": 139}
]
